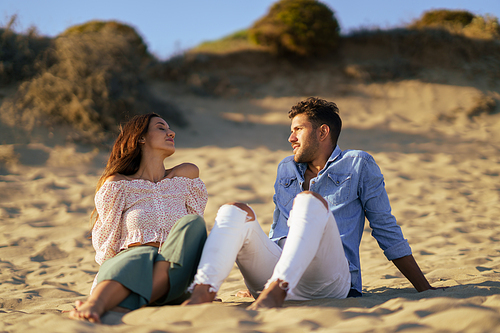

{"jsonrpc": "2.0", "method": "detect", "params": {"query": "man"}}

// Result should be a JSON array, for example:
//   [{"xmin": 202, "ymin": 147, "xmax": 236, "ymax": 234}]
[{"xmin": 184, "ymin": 97, "xmax": 437, "ymax": 309}]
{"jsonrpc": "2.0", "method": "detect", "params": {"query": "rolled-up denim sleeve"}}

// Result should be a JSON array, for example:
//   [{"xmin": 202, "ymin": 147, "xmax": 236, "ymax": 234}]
[{"xmin": 359, "ymin": 155, "xmax": 412, "ymax": 260}]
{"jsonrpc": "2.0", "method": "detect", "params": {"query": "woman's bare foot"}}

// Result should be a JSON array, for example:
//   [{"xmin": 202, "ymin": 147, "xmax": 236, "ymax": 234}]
[
  {"xmin": 69, "ymin": 299, "xmax": 104, "ymax": 323},
  {"xmin": 246, "ymin": 280, "xmax": 287, "ymax": 310},
  {"xmin": 181, "ymin": 284, "xmax": 216, "ymax": 306}
]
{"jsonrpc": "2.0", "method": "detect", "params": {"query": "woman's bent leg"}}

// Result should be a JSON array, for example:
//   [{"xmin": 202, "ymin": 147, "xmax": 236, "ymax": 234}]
[
  {"xmin": 94, "ymin": 247, "xmax": 158, "ymax": 310},
  {"xmin": 150, "ymin": 261, "xmax": 171, "ymax": 304},
  {"xmin": 154, "ymin": 214, "xmax": 207, "ymax": 305},
  {"xmin": 69, "ymin": 280, "xmax": 130, "ymax": 323}
]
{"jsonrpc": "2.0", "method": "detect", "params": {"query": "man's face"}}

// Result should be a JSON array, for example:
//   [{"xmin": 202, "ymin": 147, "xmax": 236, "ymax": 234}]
[{"xmin": 288, "ymin": 113, "xmax": 320, "ymax": 163}]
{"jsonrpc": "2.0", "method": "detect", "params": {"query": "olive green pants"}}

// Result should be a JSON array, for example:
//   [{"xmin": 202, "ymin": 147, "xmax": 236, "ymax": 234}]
[{"xmin": 96, "ymin": 214, "xmax": 207, "ymax": 309}]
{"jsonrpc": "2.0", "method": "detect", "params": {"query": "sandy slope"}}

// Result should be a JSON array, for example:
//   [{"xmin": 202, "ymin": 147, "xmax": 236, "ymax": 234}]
[{"xmin": 1, "ymin": 78, "xmax": 500, "ymax": 332}]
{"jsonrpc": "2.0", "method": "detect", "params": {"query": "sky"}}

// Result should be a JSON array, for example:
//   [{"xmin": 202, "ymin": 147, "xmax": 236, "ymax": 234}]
[{"xmin": 2, "ymin": 0, "xmax": 500, "ymax": 60}]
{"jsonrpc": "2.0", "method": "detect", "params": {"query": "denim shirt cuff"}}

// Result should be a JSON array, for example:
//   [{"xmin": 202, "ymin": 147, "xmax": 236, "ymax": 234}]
[{"xmin": 383, "ymin": 239, "xmax": 412, "ymax": 261}]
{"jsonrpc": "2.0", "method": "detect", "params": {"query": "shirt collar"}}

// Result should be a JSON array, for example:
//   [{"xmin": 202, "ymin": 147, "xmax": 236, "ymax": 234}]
[
  {"xmin": 328, "ymin": 145, "xmax": 342, "ymax": 163},
  {"xmin": 296, "ymin": 161, "xmax": 307, "ymax": 176}
]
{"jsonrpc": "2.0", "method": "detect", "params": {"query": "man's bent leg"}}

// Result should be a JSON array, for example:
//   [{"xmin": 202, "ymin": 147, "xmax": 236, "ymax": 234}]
[
  {"xmin": 236, "ymin": 219, "xmax": 282, "ymax": 298},
  {"xmin": 249, "ymin": 192, "xmax": 349, "ymax": 309},
  {"xmin": 283, "ymin": 192, "xmax": 350, "ymax": 300},
  {"xmin": 184, "ymin": 204, "xmax": 248, "ymax": 305},
  {"xmin": 291, "ymin": 204, "xmax": 350, "ymax": 300},
  {"xmin": 184, "ymin": 203, "xmax": 281, "ymax": 305}
]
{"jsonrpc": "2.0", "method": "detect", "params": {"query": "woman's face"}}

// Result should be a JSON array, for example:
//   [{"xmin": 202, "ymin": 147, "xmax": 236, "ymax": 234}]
[{"xmin": 142, "ymin": 117, "xmax": 176, "ymax": 157}]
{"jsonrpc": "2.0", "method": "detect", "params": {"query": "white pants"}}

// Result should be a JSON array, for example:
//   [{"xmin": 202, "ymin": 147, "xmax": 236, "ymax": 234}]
[{"xmin": 190, "ymin": 192, "xmax": 351, "ymax": 300}]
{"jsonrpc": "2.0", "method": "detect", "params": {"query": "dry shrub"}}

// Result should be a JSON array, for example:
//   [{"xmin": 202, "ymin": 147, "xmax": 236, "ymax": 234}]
[
  {"xmin": 249, "ymin": 0, "xmax": 340, "ymax": 57},
  {"xmin": 344, "ymin": 27, "xmax": 500, "ymax": 71},
  {"xmin": 152, "ymin": 50, "xmax": 284, "ymax": 98},
  {"xmin": 410, "ymin": 9, "xmax": 500, "ymax": 40},
  {"xmin": 0, "ymin": 15, "xmax": 51, "ymax": 86},
  {"xmin": 0, "ymin": 28, "xmax": 185, "ymax": 145}
]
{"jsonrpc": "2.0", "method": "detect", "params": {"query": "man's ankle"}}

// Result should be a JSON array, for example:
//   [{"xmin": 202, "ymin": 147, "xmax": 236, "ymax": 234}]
[
  {"xmin": 191, "ymin": 284, "xmax": 216, "ymax": 302},
  {"xmin": 267, "ymin": 280, "xmax": 288, "ymax": 299},
  {"xmin": 246, "ymin": 280, "xmax": 287, "ymax": 310}
]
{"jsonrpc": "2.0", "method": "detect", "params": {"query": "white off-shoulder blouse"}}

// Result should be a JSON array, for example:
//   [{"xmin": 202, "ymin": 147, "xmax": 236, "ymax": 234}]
[{"xmin": 92, "ymin": 177, "xmax": 208, "ymax": 265}]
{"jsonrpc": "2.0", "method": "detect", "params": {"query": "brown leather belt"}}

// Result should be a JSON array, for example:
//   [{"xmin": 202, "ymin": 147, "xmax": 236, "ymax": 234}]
[{"xmin": 127, "ymin": 242, "xmax": 160, "ymax": 248}]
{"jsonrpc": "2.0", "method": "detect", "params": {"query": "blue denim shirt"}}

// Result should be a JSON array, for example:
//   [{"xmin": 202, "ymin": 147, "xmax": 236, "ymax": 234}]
[{"xmin": 269, "ymin": 146, "xmax": 412, "ymax": 294}]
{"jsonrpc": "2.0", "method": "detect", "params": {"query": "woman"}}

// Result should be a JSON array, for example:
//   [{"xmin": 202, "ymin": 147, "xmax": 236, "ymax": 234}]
[{"xmin": 70, "ymin": 113, "xmax": 208, "ymax": 322}]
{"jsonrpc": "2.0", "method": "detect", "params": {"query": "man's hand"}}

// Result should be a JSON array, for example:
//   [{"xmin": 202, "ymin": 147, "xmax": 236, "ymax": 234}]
[
  {"xmin": 392, "ymin": 255, "xmax": 444, "ymax": 292},
  {"xmin": 427, "ymin": 286, "xmax": 447, "ymax": 291}
]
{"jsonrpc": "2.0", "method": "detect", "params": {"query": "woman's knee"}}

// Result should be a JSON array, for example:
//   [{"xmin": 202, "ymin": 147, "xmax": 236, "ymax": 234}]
[
  {"xmin": 296, "ymin": 191, "xmax": 328, "ymax": 210},
  {"xmin": 162, "ymin": 215, "xmax": 207, "ymax": 259},
  {"xmin": 224, "ymin": 202, "xmax": 255, "ymax": 221},
  {"xmin": 174, "ymin": 215, "xmax": 207, "ymax": 237}
]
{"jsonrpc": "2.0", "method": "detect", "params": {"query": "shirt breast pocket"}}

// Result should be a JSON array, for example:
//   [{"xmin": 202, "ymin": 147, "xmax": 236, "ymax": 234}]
[
  {"xmin": 326, "ymin": 173, "xmax": 352, "ymax": 206},
  {"xmin": 277, "ymin": 176, "xmax": 298, "ymax": 208}
]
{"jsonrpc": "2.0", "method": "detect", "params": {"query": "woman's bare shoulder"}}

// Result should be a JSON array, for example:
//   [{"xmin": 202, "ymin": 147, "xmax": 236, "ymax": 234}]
[
  {"xmin": 104, "ymin": 174, "xmax": 128, "ymax": 183},
  {"xmin": 167, "ymin": 163, "xmax": 200, "ymax": 179}
]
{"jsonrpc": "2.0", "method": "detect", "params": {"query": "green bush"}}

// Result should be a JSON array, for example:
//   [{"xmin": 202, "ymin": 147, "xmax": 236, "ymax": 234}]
[
  {"xmin": 248, "ymin": 0, "xmax": 340, "ymax": 57},
  {"xmin": 413, "ymin": 9, "xmax": 475, "ymax": 28},
  {"xmin": 60, "ymin": 20, "xmax": 149, "ymax": 59},
  {"xmin": 410, "ymin": 9, "xmax": 500, "ymax": 40}
]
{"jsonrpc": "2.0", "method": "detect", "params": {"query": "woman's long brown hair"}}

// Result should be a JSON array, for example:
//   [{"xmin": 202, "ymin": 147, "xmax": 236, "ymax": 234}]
[{"xmin": 90, "ymin": 113, "xmax": 161, "ymax": 229}]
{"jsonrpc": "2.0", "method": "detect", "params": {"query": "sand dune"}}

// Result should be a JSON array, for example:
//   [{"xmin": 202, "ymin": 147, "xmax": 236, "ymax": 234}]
[{"xmin": 1, "ymin": 78, "xmax": 500, "ymax": 332}]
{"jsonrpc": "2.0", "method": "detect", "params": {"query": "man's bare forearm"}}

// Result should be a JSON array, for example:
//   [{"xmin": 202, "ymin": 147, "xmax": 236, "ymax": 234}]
[{"xmin": 392, "ymin": 255, "xmax": 432, "ymax": 292}]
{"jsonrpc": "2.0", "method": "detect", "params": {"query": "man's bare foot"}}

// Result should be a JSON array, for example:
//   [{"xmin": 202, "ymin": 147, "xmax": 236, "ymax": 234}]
[
  {"xmin": 68, "ymin": 299, "xmax": 104, "ymax": 323},
  {"xmin": 236, "ymin": 289, "xmax": 254, "ymax": 298},
  {"xmin": 246, "ymin": 280, "xmax": 287, "ymax": 310},
  {"xmin": 181, "ymin": 284, "xmax": 217, "ymax": 306}
]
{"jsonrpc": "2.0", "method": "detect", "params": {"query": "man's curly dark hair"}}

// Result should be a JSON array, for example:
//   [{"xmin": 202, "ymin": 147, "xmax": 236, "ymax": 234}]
[{"xmin": 288, "ymin": 97, "xmax": 342, "ymax": 146}]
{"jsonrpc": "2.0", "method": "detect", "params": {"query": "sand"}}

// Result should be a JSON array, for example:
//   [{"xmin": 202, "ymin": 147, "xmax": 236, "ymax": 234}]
[{"xmin": 1, "ymin": 77, "xmax": 500, "ymax": 332}]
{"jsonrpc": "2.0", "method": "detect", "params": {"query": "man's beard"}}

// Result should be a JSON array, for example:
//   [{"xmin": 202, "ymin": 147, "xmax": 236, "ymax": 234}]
[{"xmin": 293, "ymin": 134, "xmax": 319, "ymax": 163}]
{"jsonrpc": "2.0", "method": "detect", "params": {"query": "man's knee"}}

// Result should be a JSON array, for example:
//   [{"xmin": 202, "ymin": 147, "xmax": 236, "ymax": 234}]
[
  {"xmin": 296, "ymin": 191, "xmax": 328, "ymax": 210},
  {"xmin": 225, "ymin": 202, "xmax": 255, "ymax": 221}
]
